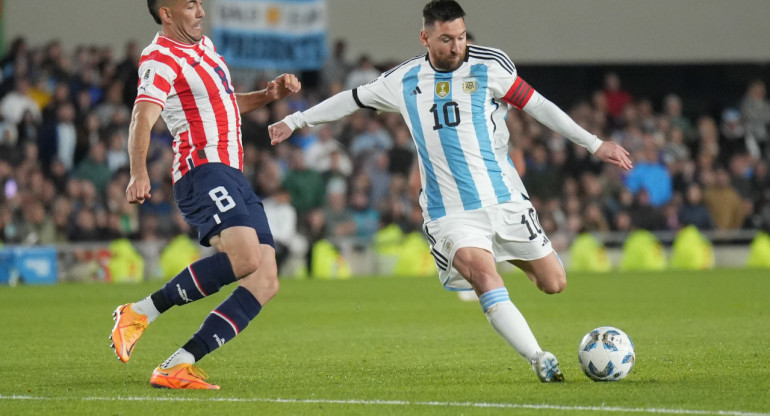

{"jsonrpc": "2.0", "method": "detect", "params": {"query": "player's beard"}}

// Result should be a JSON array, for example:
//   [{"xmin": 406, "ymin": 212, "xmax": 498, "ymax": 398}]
[{"xmin": 434, "ymin": 53, "xmax": 463, "ymax": 71}]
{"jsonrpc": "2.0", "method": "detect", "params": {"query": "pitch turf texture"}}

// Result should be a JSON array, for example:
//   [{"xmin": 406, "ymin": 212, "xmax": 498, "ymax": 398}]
[{"xmin": 1, "ymin": 269, "xmax": 768, "ymax": 416}]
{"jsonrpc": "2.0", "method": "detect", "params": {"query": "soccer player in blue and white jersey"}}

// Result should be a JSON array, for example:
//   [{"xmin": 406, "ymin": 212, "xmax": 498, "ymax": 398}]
[{"xmin": 269, "ymin": 0, "xmax": 632, "ymax": 382}]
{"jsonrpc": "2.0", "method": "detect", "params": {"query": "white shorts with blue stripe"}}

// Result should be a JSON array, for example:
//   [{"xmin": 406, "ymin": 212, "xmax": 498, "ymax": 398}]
[{"xmin": 423, "ymin": 201, "xmax": 554, "ymax": 291}]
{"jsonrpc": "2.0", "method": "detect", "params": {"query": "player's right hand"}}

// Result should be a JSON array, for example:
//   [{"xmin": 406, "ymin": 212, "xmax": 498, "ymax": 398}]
[
  {"xmin": 126, "ymin": 174, "xmax": 152, "ymax": 204},
  {"xmin": 268, "ymin": 121, "xmax": 293, "ymax": 146}
]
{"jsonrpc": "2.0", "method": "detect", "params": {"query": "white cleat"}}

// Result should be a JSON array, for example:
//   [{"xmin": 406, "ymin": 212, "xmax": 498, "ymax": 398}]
[{"xmin": 532, "ymin": 351, "xmax": 565, "ymax": 382}]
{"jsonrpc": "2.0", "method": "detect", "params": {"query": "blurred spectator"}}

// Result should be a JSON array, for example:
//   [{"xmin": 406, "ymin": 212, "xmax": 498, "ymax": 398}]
[
  {"xmin": 345, "ymin": 54, "xmax": 380, "ymax": 90},
  {"xmin": 115, "ymin": 40, "xmax": 140, "ymax": 108},
  {"xmin": 582, "ymin": 202, "xmax": 610, "ymax": 233},
  {"xmin": 719, "ymin": 108, "xmax": 746, "ymax": 164},
  {"xmin": 740, "ymin": 79, "xmax": 770, "ymax": 159},
  {"xmin": 628, "ymin": 189, "xmax": 667, "ymax": 231},
  {"xmin": 263, "ymin": 187, "xmax": 307, "ymax": 270},
  {"xmin": 624, "ymin": 138, "xmax": 672, "ymax": 207},
  {"xmin": 288, "ymin": 126, "xmax": 318, "ymax": 150},
  {"xmin": 38, "ymin": 102, "xmax": 77, "ymax": 171},
  {"xmin": 602, "ymin": 72, "xmax": 632, "ymax": 120},
  {"xmin": 523, "ymin": 143, "xmax": 562, "ymax": 201},
  {"xmin": 728, "ymin": 154, "xmax": 754, "ymax": 201},
  {"xmin": 661, "ymin": 127, "xmax": 690, "ymax": 167},
  {"xmin": 305, "ymin": 124, "xmax": 352, "ymax": 175},
  {"xmin": 321, "ymin": 39, "xmax": 351, "ymax": 95},
  {"xmin": 702, "ymin": 168, "xmax": 745, "ymax": 230},
  {"xmin": 323, "ymin": 183, "xmax": 356, "ymax": 245},
  {"xmin": 68, "ymin": 207, "xmax": 101, "ymax": 241},
  {"xmin": 387, "ymin": 125, "xmax": 415, "ymax": 176},
  {"xmin": 662, "ymin": 93, "xmax": 695, "ymax": 146},
  {"xmin": 51, "ymin": 196, "xmax": 73, "ymax": 243},
  {"xmin": 93, "ymin": 80, "xmax": 130, "ymax": 128},
  {"xmin": 350, "ymin": 117, "xmax": 392, "ymax": 160},
  {"xmin": 241, "ymin": 107, "xmax": 273, "ymax": 150},
  {"xmin": 73, "ymin": 141, "xmax": 111, "ymax": 193},
  {"xmin": 16, "ymin": 108, "xmax": 41, "ymax": 148},
  {"xmin": 0, "ymin": 37, "xmax": 29, "ymax": 81},
  {"xmin": 678, "ymin": 183, "xmax": 714, "ymax": 230},
  {"xmin": 365, "ymin": 151, "xmax": 392, "ymax": 208},
  {"xmin": 283, "ymin": 146, "xmax": 326, "ymax": 216},
  {"xmin": 350, "ymin": 190, "xmax": 379, "ymax": 247},
  {"xmin": 15, "ymin": 198, "xmax": 56, "ymax": 245},
  {"xmin": 694, "ymin": 116, "xmax": 720, "ymax": 161},
  {"xmin": 0, "ymin": 77, "xmax": 41, "ymax": 128},
  {"xmin": 105, "ymin": 128, "xmax": 129, "ymax": 172}
]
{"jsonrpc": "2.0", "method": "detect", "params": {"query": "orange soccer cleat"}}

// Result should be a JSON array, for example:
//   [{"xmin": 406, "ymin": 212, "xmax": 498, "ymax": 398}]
[
  {"xmin": 150, "ymin": 363, "xmax": 221, "ymax": 390},
  {"xmin": 110, "ymin": 303, "xmax": 148, "ymax": 363}
]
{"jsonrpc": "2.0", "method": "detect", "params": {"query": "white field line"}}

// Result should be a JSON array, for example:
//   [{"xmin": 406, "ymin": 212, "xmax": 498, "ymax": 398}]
[{"xmin": 0, "ymin": 394, "xmax": 769, "ymax": 416}]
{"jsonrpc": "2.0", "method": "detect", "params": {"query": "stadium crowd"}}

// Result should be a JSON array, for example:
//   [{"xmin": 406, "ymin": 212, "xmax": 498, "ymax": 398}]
[{"xmin": 1, "ymin": 36, "xmax": 769, "ymax": 270}]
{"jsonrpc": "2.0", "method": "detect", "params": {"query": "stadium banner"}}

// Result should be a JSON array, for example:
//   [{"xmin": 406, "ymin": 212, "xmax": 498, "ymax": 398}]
[{"xmin": 211, "ymin": 0, "xmax": 328, "ymax": 70}]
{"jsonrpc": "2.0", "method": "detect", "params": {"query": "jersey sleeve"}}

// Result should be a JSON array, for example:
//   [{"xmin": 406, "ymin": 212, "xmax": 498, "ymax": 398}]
[
  {"xmin": 352, "ymin": 74, "xmax": 401, "ymax": 113},
  {"xmin": 135, "ymin": 50, "xmax": 181, "ymax": 110},
  {"xmin": 477, "ymin": 48, "xmax": 528, "ymax": 107}
]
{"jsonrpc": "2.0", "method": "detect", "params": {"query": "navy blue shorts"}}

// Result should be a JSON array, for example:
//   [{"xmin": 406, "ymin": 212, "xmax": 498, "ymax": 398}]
[{"xmin": 173, "ymin": 163, "xmax": 274, "ymax": 248}]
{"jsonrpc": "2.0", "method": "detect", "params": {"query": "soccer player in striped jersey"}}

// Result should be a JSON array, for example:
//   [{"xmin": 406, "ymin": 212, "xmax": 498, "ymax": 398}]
[
  {"xmin": 269, "ymin": 0, "xmax": 632, "ymax": 382},
  {"xmin": 110, "ymin": 0, "xmax": 301, "ymax": 389}
]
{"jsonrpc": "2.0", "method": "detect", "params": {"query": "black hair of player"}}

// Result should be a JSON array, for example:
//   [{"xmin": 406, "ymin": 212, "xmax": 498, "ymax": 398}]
[
  {"xmin": 148, "ymin": 0, "xmax": 162, "ymax": 25},
  {"xmin": 422, "ymin": 0, "xmax": 466, "ymax": 27}
]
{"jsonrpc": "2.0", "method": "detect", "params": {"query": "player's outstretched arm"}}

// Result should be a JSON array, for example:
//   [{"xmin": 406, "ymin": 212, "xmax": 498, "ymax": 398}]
[
  {"xmin": 267, "ymin": 89, "xmax": 364, "ymax": 146},
  {"xmin": 236, "ymin": 73, "xmax": 301, "ymax": 113},
  {"xmin": 126, "ymin": 101, "xmax": 162, "ymax": 204},
  {"xmin": 518, "ymin": 83, "xmax": 633, "ymax": 171},
  {"xmin": 593, "ymin": 141, "xmax": 633, "ymax": 171}
]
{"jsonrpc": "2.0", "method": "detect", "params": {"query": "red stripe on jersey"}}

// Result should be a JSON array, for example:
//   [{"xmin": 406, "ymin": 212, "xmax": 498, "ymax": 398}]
[
  {"xmin": 166, "ymin": 46, "xmax": 232, "ymax": 167},
  {"xmin": 140, "ymin": 50, "xmax": 182, "ymax": 74},
  {"xmin": 172, "ymin": 72, "xmax": 207, "ymax": 171},
  {"xmin": 503, "ymin": 77, "xmax": 535, "ymax": 110},
  {"xmin": 177, "ymin": 130, "xmax": 191, "ymax": 177},
  {"xmin": 200, "ymin": 52, "xmax": 242, "ymax": 170},
  {"xmin": 164, "ymin": 47, "xmax": 218, "ymax": 170},
  {"xmin": 135, "ymin": 95, "xmax": 165, "ymax": 109},
  {"xmin": 153, "ymin": 75, "xmax": 171, "ymax": 94}
]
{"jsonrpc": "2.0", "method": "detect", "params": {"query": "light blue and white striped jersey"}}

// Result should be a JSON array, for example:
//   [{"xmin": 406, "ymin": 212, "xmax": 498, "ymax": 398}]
[{"xmin": 353, "ymin": 45, "xmax": 532, "ymax": 222}]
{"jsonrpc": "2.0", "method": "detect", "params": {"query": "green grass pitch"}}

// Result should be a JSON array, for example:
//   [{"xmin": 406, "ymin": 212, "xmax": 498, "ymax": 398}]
[{"xmin": 1, "ymin": 269, "xmax": 768, "ymax": 415}]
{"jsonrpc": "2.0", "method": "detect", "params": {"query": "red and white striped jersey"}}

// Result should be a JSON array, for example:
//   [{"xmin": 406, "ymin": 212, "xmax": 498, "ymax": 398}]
[{"xmin": 135, "ymin": 34, "xmax": 242, "ymax": 182}]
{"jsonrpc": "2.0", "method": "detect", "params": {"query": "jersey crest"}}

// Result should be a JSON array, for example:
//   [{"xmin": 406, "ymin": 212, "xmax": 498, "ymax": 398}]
[
  {"xmin": 462, "ymin": 77, "xmax": 478, "ymax": 93},
  {"xmin": 435, "ymin": 81, "xmax": 450, "ymax": 98}
]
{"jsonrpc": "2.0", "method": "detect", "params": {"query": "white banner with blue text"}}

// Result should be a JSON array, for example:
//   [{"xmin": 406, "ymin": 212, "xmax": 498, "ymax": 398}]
[{"xmin": 211, "ymin": 0, "xmax": 327, "ymax": 70}]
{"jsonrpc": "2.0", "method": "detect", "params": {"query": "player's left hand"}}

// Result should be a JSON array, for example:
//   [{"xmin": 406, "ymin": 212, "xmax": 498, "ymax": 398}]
[
  {"xmin": 266, "ymin": 73, "xmax": 301, "ymax": 101},
  {"xmin": 268, "ymin": 121, "xmax": 294, "ymax": 145},
  {"xmin": 594, "ymin": 141, "xmax": 633, "ymax": 171}
]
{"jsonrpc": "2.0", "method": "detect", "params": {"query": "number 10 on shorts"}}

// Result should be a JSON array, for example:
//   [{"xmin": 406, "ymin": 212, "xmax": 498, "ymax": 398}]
[{"xmin": 209, "ymin": 186, "xmax": 235, "ymax": 224}]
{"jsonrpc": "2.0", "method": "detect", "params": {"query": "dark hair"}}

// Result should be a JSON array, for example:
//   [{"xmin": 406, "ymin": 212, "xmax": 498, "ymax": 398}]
[
  {"xmin": 148, "ymin": 0, "xmax": 162, "ymax": 25},
  {"xmin": 422, "ymin": 0, "xmax": 466, "ymax": 27}
]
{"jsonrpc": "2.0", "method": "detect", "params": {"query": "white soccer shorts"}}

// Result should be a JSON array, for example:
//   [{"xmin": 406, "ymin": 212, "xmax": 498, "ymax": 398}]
[{"xmin": 423, "ymin": 202, "xmax": 554, "ymax": 291}]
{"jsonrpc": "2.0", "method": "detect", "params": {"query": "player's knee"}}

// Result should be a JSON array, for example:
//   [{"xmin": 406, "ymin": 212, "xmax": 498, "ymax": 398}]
[
  {"xmin": 230, "ymin": 247, "xmax": 263, "ymax": 278},
  {"xmin": 241, "ymin": 267, "xmax": 279, "ymax": 305},
  {"xmin": 262, "ymin": 273, "xmax": 280, "ymax": 299},
  {"xmin": 540, "ymin": 273, "xmax": 566, "ymax": 294}
]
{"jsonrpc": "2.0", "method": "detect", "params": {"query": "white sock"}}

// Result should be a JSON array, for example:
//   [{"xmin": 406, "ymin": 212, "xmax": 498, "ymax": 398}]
[
  {"xmin": 132, "ymin": 295, "xmax": 161, "ymax": 324},
  {"xmin": 161, "ymin": 348, "xmax": 196, "ymax": 369},
  {"xmin": 479, "ymin": 287, "xmax": 541, "ymax": 362}
]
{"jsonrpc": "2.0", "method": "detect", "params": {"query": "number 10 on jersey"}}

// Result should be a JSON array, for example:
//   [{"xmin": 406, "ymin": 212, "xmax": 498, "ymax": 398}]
[{"xmin": 430, "ymin": 101, "xmax": 461, "ymax": 130}]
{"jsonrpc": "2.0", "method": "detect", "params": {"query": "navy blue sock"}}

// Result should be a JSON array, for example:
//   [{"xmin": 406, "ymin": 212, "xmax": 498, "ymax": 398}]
[
  {"xmin": 155, "ymin": 252, "xmax": 237, "ymax": 311},
  {"xmin": 183, "ymin": 286, "xmax": 262, "ymax": 361}
]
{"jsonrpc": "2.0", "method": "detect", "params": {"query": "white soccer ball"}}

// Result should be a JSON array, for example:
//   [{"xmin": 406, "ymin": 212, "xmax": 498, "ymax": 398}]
[{"xmin": 578, "ymin": 326, "xmax": 635, "ymax": 381}]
